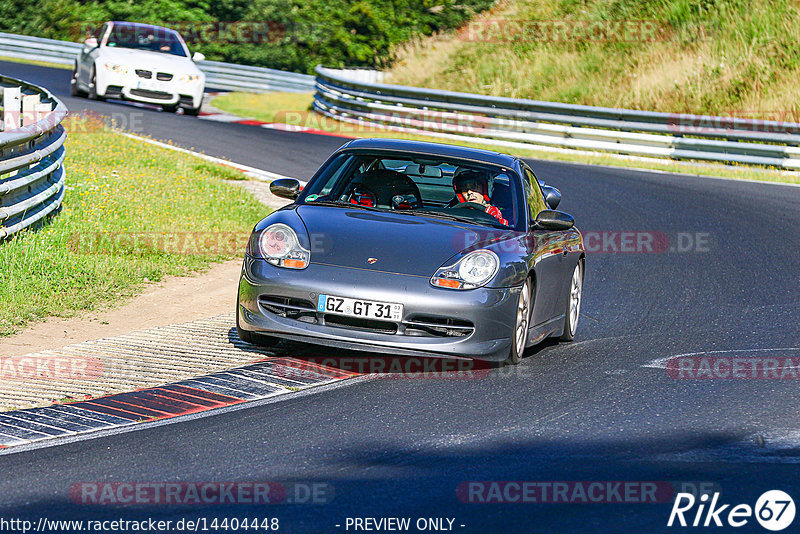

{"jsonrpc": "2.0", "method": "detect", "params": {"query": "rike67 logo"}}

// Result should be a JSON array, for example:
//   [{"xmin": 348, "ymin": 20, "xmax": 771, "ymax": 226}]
[{"xmin": 668, "ymin": 490, "xmax": 795, "ymax": 531}]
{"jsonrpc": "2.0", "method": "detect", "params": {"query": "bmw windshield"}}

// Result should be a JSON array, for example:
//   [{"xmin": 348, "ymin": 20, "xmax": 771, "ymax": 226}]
[{"xmin": 107, "ymin": 24, "xmax": 187, "ymax": 57}]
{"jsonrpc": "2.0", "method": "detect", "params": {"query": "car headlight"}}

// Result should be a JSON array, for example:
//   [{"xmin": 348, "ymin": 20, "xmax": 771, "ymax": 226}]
[
  {"xmin": 103, "ymin": 62, "xmax": 128, "ymax": 74},
  {"xmin": 431, "ymin": 249, "xmax": 499, "ymax": 290},
  {"xmin": 178, "ymin": 74, "xmax": 201, "ymax": 82},
  {"xmin": 258, "ymin": 223, "xmax": 310, "ymax": 269}
]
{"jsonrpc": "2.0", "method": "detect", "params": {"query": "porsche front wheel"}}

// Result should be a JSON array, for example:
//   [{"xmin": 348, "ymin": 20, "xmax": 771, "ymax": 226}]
[
  {"xmin": 505, "ymin": 277, "xmax": 532, "ymax": 365},
  {"xmin": 560, "ymin": 262, "xmax": 583, "ymax": 341}
]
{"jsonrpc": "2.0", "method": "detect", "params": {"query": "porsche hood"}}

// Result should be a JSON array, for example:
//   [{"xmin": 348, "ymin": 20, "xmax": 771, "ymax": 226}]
[{"xmin": 296, "ymin": 205, "xmax": 516, "ymax": 276}]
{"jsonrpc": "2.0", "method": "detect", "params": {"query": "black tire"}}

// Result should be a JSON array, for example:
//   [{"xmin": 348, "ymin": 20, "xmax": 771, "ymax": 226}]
[
  {"xmin": 559, "ymin": 261, "xmax": 583, "ymax": 341},
  {"xmin": 504, "ymin": 277, "xmax": 532, "ymax": 365},
  {"xmin": 70, "ymin": 65, "xmax": 86, "ymax": 97},
  {"xmin": 236, "ymin": 320, "xmax": 255, "ymax": 344},
  {"xmin": 236, "ymin": 310, "xmax": 280, "ymax": 347},
  {"xmin": 182, "ymin": 106, "xmax": 201, "ymax": 116},
  {"xmin": 87, "ymin": 68, "xmax": 104, "ymax": 101}
]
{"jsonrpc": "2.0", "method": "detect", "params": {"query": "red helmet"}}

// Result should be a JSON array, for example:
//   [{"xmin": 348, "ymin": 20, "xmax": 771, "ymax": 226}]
[
  {"xmin": 349, "ymin": 185, "xmax": 376, "ymax": 207},
  {"xmin": 453, "ymin": 169, "xmax": 491, "ymax": 203}
]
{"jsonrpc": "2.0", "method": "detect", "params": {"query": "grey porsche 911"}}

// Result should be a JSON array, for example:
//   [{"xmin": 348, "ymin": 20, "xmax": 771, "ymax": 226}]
[{"xmin": 237, "ymin": 139, "xmax": 584, "ymax": 364}]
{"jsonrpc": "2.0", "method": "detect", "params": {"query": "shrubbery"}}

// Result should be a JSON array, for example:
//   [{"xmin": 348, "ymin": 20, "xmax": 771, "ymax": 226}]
[{"xmin": 0, "ymin": 0, "xmax": 494, "ymax": 73}]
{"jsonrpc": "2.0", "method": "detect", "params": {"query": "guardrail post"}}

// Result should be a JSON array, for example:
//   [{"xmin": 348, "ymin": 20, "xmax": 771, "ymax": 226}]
[
  {"xmin": 22, "ymin": 93, "xmax": 41, "ymax": 126},
  {"xmin": 2, "ymin": 86, "xmax": 21, "ymax": 131},
  {"xmin": 35, "ymin": 101, "xmax": 53, "ymax": 124}
]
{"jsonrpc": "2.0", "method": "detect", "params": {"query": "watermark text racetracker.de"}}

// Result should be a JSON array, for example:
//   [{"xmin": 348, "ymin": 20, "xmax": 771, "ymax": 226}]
[
  {"xmin": 456, "ymin": 480, "xmax": 719, "ymax": 504},
  {"xmin": 667, "ymin": 110, "xmax": 800, "ymax": 136},
  {"xmin": 0, "ymin": 355, "xmax": 102, "ymax": 381},
  {"xmin": 453, "ymin": 230, "xmax": 712, "ymax": 255},
  {"xmin": 63, "ymin": 111, "xmax": 147, "ymax": 135},
  {"xmin": 272, "ymin": 110, "xmax": 488, "ymax": 136},
  {"xmin": 581, "ymin": 231, "xmax": 711, "ymax": 254},
  {"xmin": 274, "ymin": 356, "xmax": 492, "ymax": 380},
  {"xmin": 456, "ymin": 19, "xmax": 708, "ymax": 43},
  {"xmin": 69, "ymin": 21, "xmax": 286, "ymax": 44},
  {"xmin": 667, "ymin": 356, "xmax": 800, "ymax": 379},
  {"xmin": 69, "ymin": 481, "xmax": 333, "ymax": 505},
  {"xmin": 69, "ymin": 231, "xmax": 249, "ymax": 256}
]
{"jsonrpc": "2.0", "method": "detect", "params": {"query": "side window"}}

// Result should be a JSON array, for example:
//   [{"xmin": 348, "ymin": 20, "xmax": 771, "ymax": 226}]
[
  {"xmin": 301, "ymin": 154, "xmax": 355, "ymax": 199},
  {"xmin": 523, "ymin": 167, "xmax": 547, "ymax": 219}
]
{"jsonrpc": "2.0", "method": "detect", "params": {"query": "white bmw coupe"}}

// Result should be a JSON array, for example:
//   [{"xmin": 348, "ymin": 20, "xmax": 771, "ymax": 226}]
[{"xmin": 71, "ymin": 21, "xmax": 206, "ymax": 115}]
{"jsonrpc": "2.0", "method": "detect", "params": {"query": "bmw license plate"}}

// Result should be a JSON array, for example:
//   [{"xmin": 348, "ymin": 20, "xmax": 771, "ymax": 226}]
[
  {"xmin": 137, "ymin": 80, "xmax": 164, "ymax": 91},
  {"xmin": 318, "ymin": 294, "xmax": 402, "ymax": 321}
]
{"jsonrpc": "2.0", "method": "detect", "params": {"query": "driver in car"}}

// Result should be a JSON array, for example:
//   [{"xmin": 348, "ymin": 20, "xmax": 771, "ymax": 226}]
[{"xmin": 453, "ymin": 170, "xmax": 509, "ymax": 226}]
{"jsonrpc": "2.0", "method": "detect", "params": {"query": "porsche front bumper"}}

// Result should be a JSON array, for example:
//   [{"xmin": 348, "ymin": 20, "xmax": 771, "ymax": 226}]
[{"xmin": 237, "ymin": 256, "xmax": 520, "ymax": 361}]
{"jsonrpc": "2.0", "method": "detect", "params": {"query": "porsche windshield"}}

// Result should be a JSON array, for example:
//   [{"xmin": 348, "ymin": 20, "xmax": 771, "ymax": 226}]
[
  {"xmin": 301, "ymin": 153, "xmax": 523, "ymax": 229},
  {"xmin": 107, "ymin": 24, "xmax": 187, "ymax": 57}
]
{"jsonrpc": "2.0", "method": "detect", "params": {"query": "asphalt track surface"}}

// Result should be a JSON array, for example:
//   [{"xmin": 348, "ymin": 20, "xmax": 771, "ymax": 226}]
[{"xmin": 2, "ymin": 60, "xmax": 800, "ymax": 533}]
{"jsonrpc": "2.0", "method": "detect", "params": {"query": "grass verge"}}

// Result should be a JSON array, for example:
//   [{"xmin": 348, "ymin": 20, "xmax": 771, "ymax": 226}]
[
  {"xmin": 0, "ymin": 55, "xmax": 72, "ymax": 70},
  {"xmin": 386, "ymin": 0, "xmax": 800, "ymax": 119},
  {"xmin": 211, "ymin": 91, "xmax": 800, "ymax": 185},
  {"xmin": 210, "ymin": 91, "xmax": 320, "ymax": 124},
  {"xmin": 0, "ymin": 115, "xmax": 269, "ymax": 336}
]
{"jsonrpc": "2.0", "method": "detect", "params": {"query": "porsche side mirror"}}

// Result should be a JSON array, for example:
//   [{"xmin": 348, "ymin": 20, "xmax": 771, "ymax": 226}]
[
  {"xmin": 535, "ymin": 210, "xmax": 574, "ymax": 230},
  {"xmin": 192, "ymin": 52, "xmax": 206, "ymax": 62},
  {"xmin": 84, "ymin": 37, "xmax": 98, "ymax": 48},
  {"xmin": 270, "ymin": 178, "xmax": 300, "ymax": 200},
  {"xmin": 542, "ymin": 185, "xmax": 561, "ymax": 210}
]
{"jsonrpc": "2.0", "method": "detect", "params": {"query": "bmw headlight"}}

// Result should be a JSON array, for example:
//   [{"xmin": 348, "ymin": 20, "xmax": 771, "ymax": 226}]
[
  {"xmin": 103, "ymin": 62, "xmax": 128, "ymax": 74},
  {"xmin": 178, "ymin": 74, "xmax": 201, "ymax": 82},
  {"xmin": 258, "ymin": 223, "xmax": 310, "ymax": 269},
  {"xmin": 431, "ymin": 249, "xmax": 499, "ymax": 290}
]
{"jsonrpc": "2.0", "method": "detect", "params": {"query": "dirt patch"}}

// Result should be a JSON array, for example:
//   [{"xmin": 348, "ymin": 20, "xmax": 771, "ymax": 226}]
[
  {"xmin": 0, "ymin": 260, "xmax": 243, "ymax": 358},
  {"xmin": 0, "ymin": 179, "xmax": 289, "ymax": 358}
]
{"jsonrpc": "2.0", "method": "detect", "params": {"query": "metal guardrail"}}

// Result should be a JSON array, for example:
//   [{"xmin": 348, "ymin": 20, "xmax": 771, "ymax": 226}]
[
  {"xmin": 314, "ymin": 66, "xmax": 800, "ymax": 169},
  {"xmin": 198, "ymin": 60, "xmax": 315, "ymax": 93},
  {"xmin": 0, "ymin": 75, "xmax": 68, "ymax": 239},
  {"xmin": 0, "ymin": 32, "xmax": 315, "ymax": 93},
  {"xmin": 0, "ymin": 32, "xmax": 82, "ymax": 66}
]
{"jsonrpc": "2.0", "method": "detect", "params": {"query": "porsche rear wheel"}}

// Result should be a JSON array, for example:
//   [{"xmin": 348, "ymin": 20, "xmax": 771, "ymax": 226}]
[
  {"xmin": 559, "ymin": 262, "xmax": 583, "ymax": 341},
  {"xmin": 505, "ymin": 277, "xmax": 532, "ymax": 365}
]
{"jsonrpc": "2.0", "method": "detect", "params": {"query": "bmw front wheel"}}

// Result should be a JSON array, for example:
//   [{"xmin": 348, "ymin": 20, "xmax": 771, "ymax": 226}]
[
  {"xmin": 88, "ymin": 68, "xmax": 105, "ymax": 101},
  {"xmin": 70, "ymin": 66, "xmax": 86, "ymax": 97}
]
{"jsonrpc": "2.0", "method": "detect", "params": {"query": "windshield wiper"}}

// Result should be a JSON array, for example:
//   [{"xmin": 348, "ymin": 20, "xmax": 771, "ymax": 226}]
[
  {"xmin": 410, "ymin": 209, "xmax": 510, "ymax": 229},
  {"xmin": 305, "ymin": 199, "xmax": 385, "ymax": 212}
]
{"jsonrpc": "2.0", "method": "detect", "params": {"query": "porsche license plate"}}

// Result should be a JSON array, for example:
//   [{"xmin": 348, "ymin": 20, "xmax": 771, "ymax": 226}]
[{"xmin": 318, "ymin": 294, "xmax": 402, "ymax": 321}]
